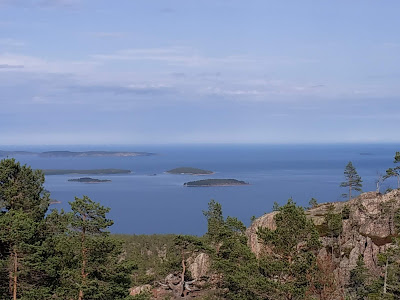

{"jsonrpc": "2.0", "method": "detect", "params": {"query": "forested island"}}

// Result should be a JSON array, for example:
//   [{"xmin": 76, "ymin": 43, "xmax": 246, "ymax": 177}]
[
  {"xmin": 42, "ymin": 169, "xmax": 131, "ymax": 175},
  {"xmin": 184, "ymin": 178, "xmax": 248, "ymax": 187},
  {"xmin": 68, "ymin": 177, "xmax": 111, "ymax": 183},
  {"xmin": 166, "ymin": 167, "xmax": 214, "ymax": 175},
  {"xmin": 0, "ymin": 150, "xmax": 154, "ymax": 157}
]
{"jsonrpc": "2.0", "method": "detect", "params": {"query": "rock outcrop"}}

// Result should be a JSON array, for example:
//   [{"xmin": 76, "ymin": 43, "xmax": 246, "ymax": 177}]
[
  {"xmin": 129, "ymin": 284, "xmax": 152, "ymax": 296},
  {"xmin": 247, "ymin": 190, "xmax": 400, "ymax": 282},
  {"xmin": 187, "ymin": 252, "xmax": 210, "ymax": 280}
]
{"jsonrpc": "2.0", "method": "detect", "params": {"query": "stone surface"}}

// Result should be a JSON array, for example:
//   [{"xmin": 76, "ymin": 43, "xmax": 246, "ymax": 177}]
[
  {"xmin": 188, "ymin": 252, "xmax": 210, "ymax": 280},
  {"xmin": 129, "ymin": 284, "xmax": 152, "ymax": 296},
  {"xmin": 246, "ymin": 190, "xmax": 400, "ymax": 282}
]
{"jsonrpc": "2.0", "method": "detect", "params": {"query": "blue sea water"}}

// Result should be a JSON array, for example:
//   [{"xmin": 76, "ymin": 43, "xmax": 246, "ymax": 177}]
[{"xmin": 2, "ymin": 144, "xmax": 400, "ymax": 235}]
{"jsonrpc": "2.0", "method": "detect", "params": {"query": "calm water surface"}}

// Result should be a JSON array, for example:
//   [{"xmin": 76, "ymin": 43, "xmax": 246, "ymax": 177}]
[{"xmin": 2, "ymin": 144, "xmax": 399, "ymax": 235}]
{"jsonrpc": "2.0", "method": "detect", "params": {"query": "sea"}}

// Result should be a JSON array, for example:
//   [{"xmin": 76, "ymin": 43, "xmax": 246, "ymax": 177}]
[{"xmin": 1, "ymin": 144, "xmax": 399, "ymax": 236}]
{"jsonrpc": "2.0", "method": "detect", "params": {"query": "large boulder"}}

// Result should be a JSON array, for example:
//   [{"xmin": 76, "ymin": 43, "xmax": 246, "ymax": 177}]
[{"xmin": 188, "ymin": 252, "xmax": 210, "ymax": 280}]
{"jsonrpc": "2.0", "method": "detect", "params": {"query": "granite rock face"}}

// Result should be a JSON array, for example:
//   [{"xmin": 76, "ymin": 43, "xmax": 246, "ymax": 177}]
[
  {"xmin": 246, "ymin": 190, "xmax": 400, "ymax": 282},
  {"xmin": 188, "ymin": 252, "xmax": 211, "ymax": 280}
]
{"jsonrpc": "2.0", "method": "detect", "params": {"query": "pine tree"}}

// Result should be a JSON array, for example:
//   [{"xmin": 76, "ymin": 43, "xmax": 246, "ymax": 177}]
[
  {"xmin": 0, "ymin": 210, "xmax": 37, "ymax": 300},
  {"xmin": 347, "ymin": 255, "xmax": 369, "ymax": 299},
  {"xmin": 57, "ymin": 195, "xmax": 133, "ymax": 300},
  {"xmin": 340, "ymin": 161, "xmax": 363, "ymax": 200},
  {"xmin": 0, "ymin": 159, "xmax": 50, "ymax": 299},
  {"xmin": 324, "ymin": 204, "xmax": 343, "ymax": 257},
  {"xmin": 257, "ymin": 198, "xmax": 321, "ymax": 300},
  {"xmin": 203, "ymin": 200, "xmax": 269, "ymax": 300},
  {"xmin": 384, "ymin": 151, "xmax": 400, "ymax": 189},
  {"xmin": 0, "ymin": 158, "xmax": 49, "ymax": 221},
  {"xmin": 202, "ymin": 199, "xmax": 225, "ymax": 247},
  {"xmin": 309, "ymin": 198, "xmax": 318, "ymax": 209}
]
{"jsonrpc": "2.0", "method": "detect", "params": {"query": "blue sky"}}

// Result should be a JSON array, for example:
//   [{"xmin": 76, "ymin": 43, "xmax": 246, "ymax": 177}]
[{"xmin": 1, "ymin": 0, "xmax": 400, "ymax": 145}]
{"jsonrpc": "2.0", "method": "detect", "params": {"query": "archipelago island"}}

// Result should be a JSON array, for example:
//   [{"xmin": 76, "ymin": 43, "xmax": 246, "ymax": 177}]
[
  {"xmin": 42, "ymin": 169, "xmax": 131, "ymax": 175},
  {"xmin": 68, "ymin": 177, "xmax": 111, "ymax": 183},
  {"xmin": 183, "ymin": 179, "xmax": 249, "ymax": 187},
  {"xmin": 166, "ymin": 167, "xmax": 214, "ymax": 175}
]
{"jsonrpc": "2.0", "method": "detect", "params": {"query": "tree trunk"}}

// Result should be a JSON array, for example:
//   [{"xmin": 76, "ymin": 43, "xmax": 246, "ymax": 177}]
[
  {"xmin": 179, "ymin": 249, "xmax": 186, "ymax": 297},
  {"xmin": 13, "ymin": 248, "xmax": 17, "ymax": 300},
  {"xmin": 349, "ymin": 186, "xmax": 351, "ymax": 200},
  {"xmin": 383, "ymin": 257, "xmax": 388, "ymax": 294},
  {"xmin": 79, "ymin": 216, "xmax": 87, "ymax": 300}
]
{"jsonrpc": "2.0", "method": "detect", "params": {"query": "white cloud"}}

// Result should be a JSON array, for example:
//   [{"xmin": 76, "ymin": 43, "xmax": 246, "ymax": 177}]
[{"xmin": 92, "ymin": 47, "xmax": 255, "ymax": 67}]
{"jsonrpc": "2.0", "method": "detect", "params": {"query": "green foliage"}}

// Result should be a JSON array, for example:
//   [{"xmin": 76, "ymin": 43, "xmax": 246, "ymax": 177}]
[
  {"xmin": 257, "ymin": 198, "xmax": 321, "ymax": 299},
  {"xmin": 309, "ymin": 197, "xmax": 318, "ymax": 208},
  {"xmin": 383, "ymin": 152, "xmax": 400, "ymax": 189},
  {"xmin": 51, "ymin": 195, "xmax": 133, "ymax": 300},
  {"xmin": 203, "ymin": 200, "xmax": 269, "ymax": 299},
  {"xmin": 347, "ymin": 255, "xmax": 369, "ymax": 299},
  {"xmin": 203, "ymin": 200, "xmax": 224, "ymax": 244},
  {"xmin": 0, "ymin": 159, "xmax": 134, "ymax": 299},
  {"xmin": 342, "ymin": 204, "xmax": 351, "ymax": 219},
  {"xmin": 340, "ymin": 161, "xmax": 362, "ymax": 200},
  {"xmin": 0, "ymin": 159, "xmax": 51, "ymax": 298},
  {"xmin": 325, "ymin": 204, "xmax": 343, "ymax": 238},
  {"xmin": 128, "ymin": 292, "xmax": 151, "ymax": 300},
  {"xmin": 0, "ymin": 158, "xmax": 49, "ymax": 220}
]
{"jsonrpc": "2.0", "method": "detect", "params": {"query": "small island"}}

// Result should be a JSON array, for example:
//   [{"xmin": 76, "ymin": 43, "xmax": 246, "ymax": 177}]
[
  {"xmin": 166, "ymin": 167, "xmax": 214, "ymax": 175},
  {"xmin": 42, "ymin": 169, "xmax": 131, "ymax": 175},
  {"xmin": 184, "ymin": 179, "xmax": 249, "ymax": 187},
  {"xmin": 68, "ymin": 177, "xmax": 111, "ymax": 183}
]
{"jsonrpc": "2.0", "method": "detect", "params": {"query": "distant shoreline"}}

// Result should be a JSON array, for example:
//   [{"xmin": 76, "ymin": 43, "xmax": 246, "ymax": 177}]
[
  {"xmin": 166, "ymin": 167, "xmax": 214, "ymax": 175},
  {"xmin": 184, "ymin": 178, "xmax": 249, "ymax": 187},
  {"xmin": 42, "ymin": 169, "xmax": 131, "ymax": 175},
  {"xmin": 68, "ymin": 177, "xmax": 112, "ymax": 183},
  {"xmin": 0, "ymin": 150, "xmax": 155, "ymax": 157}
]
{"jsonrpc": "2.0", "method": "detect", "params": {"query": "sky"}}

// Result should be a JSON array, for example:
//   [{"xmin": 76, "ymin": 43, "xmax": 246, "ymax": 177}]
[{"xmin": 1, "ymin": 0, "xmax": 400, "ymax": 145}]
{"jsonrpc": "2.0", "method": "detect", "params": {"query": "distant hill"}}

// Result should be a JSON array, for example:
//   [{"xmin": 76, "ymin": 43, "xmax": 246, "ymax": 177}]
[
  {"xmin": 0, "ymin": 150, "xmax": 35, "ymax": 157},
  {"xmin": 42, "ymin": 169, "xmax": 131, "ymax": 175},
  {"xmin": 166, "ymin": 167, "xmax": 214, "ymax": 175},
  {"xmin": 68, "ymin": 177, "xmax": 111, "ymax": 183},
  {"xmin": 184, "ymin": 178, "xmax": 248, "ymax": 187}
]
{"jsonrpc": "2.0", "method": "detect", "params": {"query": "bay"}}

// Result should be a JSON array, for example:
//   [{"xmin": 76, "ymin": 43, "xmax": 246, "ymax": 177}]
[{"xmin": 2, "ymin": 143, "xmax": 399, "ymax": 235}]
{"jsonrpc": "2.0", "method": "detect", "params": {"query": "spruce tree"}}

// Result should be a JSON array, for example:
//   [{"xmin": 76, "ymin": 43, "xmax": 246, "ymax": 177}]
[{"xmin": 340, "ymin": 161, "xmax": 363, "ymax": 200}]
